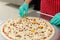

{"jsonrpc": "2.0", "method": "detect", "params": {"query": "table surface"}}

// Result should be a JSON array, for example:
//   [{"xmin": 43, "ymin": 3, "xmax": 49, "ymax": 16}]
[{"xmin": 0, "ymin": 10, "xmax": 60, "ymax": 40}]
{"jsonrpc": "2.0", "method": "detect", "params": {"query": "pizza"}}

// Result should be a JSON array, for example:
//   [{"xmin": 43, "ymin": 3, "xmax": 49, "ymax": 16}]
[{"xmin": 1, "ymin": 17, "xmax": 55, "ymax": 40}]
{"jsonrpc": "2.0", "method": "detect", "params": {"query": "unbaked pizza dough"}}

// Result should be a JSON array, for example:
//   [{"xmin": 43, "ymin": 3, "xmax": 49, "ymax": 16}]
[{"xmin": 1, "ymin": 17, "xmax": 55, "ymax": 40}]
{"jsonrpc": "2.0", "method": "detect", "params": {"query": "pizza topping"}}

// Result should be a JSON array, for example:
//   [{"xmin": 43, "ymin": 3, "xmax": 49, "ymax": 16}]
[
  {"xmin": 43, "ymin": 37, "xmax": 46, "ymax": 39},
  {"xmin": 24, "ymin": 37, "xmax": 26, "ymax": 39},
  {"xmin": 41, "ymin": 31, "xmax": 44, "ymax": 33},
  {"xmin": 8, "ymin": 27, "xmax": 10, "ymax": 29},
  {"xmin": 19, "ymin": 29, "xmax": 23, "ymax": 32},
  {"xmin": 27, "ymin": 35, "xmax": 30, "ymax": 37},
  {"xmin": 37, "ymin": 23, "xmax": 40, "ymax": 25},
  {"xmin": 31, "ymin": 19, "xmax": 33, "ymax": 21},
  {"xmin": 34, "ymin": 19, "xmax": 36, "ymax": 21},
  {"xmin": 17, "ymin": 20, "xmax": 22, "ymax": 24},
  {"xmin": 48, "ymin": 29, "xmax": 53, "ymax": 32},
  {"xmin": 39, "ymin": 25, "xmax": 43, "ymax": 29},
  {"xmin": 10, "ymin": 23, "xmax": 13, "ymax": 26},
  {"xmin": 30, "ymin": 30, "xmax": 35, "ymax": 33},
  {"xmin": 49, "ymin": 29, "xmax": 53, "ymax": 32},
  {"xmin": 23, "ymin": 28, "xmax": 25, "ymax": 30},
  {"xmin": 32, "ymin": 19, "xmax": 37, "ymax": 24},
  {"xmin": 32, "ymin": 21, "xmax": 37, "ymax": 24},
  {"xmin": 35, "ymin": 32, "xmax": 38, "ymax": 34},
  {"xmin": 26, "ymin": 25, "xmax": 29, "ymax": 27},
  {"xmin": 13, "ymin": 23, "xmax": 17, "ymax": 27},
  {"xmin": 26, "ymin": 18, "xmax": 30, "ymax": 20},
  {"xmin": 8, "ymin": 36, "xmax": 13, "ymax": 39},
  {"xmin": 49, "ymin": 33, "xmax": 52, "ymax": 35},
  {"xmin": 30, "ymin": 27, "xmax": 32, "ymax": 29},
  {"xmin": 16, "ymin": 32, "xmax": 18, "ymax": 34},
  {"xmin": 16, "ymin": 35, "xmax": 21, "ymax": 37}
]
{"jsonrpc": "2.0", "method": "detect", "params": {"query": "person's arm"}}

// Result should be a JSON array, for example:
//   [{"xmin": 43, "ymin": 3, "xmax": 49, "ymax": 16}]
[{"xmin": 25, "ymin": 0, "xmax": 32, "ymax": 4}]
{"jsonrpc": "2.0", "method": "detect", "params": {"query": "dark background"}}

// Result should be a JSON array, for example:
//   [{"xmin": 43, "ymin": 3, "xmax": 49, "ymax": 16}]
[{"xmin": 29, "ymin": 0, "xmax": 40, "ymax": 11}]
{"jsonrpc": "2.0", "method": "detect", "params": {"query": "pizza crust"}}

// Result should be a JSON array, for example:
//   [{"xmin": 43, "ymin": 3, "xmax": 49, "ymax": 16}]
[
  {"xmin": 42, "ymin": 19, "xmax": 55, "ymax": 40},
  {"xmin": 1, "ymin": 17, "xmax": 55, "ymax": 40}
]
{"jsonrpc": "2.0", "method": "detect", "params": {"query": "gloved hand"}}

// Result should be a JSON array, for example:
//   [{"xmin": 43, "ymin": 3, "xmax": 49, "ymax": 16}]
[
  {"xmin": 19, "ymin": 3, "xmax": 29, "ymax": 18},
  {"xmin": 50, "ymin": 13, "xmax": 60, "ymax": 25}
]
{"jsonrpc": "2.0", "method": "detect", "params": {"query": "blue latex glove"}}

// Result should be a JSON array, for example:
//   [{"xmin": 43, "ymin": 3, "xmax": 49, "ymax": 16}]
[
  {"xmin": 50, "ymin": 13, "xmax": 60, "ymax": 25},
  {"xmin": 19, "ymin": 3, "xmax": 29, "ymax": 18}
]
